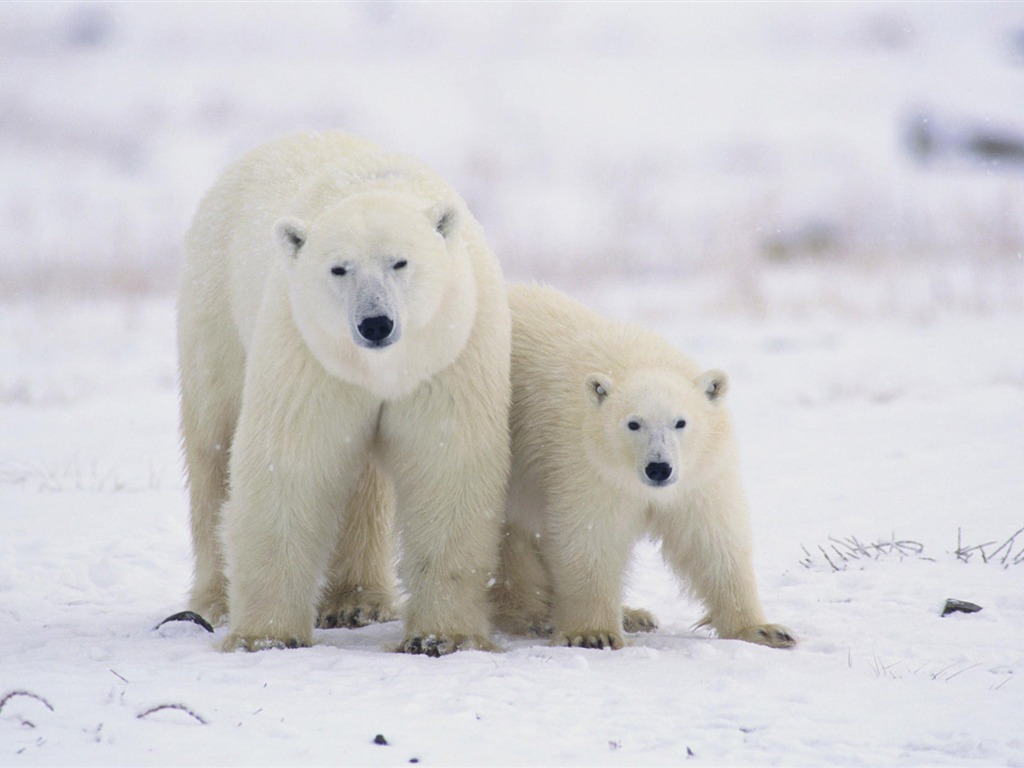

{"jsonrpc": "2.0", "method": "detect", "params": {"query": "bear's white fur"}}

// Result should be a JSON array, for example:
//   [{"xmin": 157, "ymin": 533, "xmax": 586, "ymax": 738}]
[
  {"xmin": 178, "ymin": 132, "xmax": 510, "ymax": 654},
  {"xmin": 492, "ymin": 284, "xmax": 794, "ymax": 650}
]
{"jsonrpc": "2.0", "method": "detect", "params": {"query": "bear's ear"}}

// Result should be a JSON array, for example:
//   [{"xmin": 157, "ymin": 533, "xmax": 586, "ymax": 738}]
[
  {"xmin": 698, "ymin": 369, "xmax": 729, "ymax": 403},
  {"xmin": 586, "ymin": 373, "xmax": 613, "ymax": 406},
  {"xmin": 430, "ymin": 204, "xmax": 458, "ymax": 239},
  {"xmin": 274, "ymin": 217, "xmax": 307, "ymax": 260}
]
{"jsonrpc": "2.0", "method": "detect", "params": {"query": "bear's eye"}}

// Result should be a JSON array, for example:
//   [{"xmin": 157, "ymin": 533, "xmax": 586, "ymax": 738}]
[
  {"xmin": 627, "ymin": 420, "xmax": 641, "ymax": 431},
  {"xmin": 393, "ymin": 259, "xmax": 408, "ymax": 271},
  {"xmin": 675, "ymin": 419, "xmax": 687, "ymax": 429},
  {"xmin": 330, "ymin": 266, "xmax": 347, "ymax": 277}
]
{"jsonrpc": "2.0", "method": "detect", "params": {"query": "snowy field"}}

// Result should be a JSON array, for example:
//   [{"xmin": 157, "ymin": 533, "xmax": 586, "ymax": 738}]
[{"xmin": 2, "ymin": 3, "xmax": 1024, "ymax": 766}]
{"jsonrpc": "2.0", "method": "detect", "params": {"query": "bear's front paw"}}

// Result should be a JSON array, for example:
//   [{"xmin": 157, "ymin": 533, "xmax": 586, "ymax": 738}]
[
  {"xmin": 317, "ymin": 593, "xmax": 398, "ymax": 629},
  {"xmin": 735, "ymin": 623, "xmax": 797, "ymax": 649},
  {"xmin": 397, "ymin": 633, "xmax": 497, "ymax": 657},
  {"xmin": 221, "ymin": 633, "xmax": 311, "ymax": 652},
  {"xmin": 553, "ymin": 629, "xmax": 625, "ymax": 650},
  {"xmin": 622, "ymin": 606, "xmax": 659, "ymax": 634}
]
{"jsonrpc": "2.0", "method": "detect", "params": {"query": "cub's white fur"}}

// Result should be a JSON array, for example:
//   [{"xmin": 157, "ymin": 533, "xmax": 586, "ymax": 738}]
[
  {"xmin": 178, "ymin": 132, "xmax": 510, "ymax": 654},
  {"xmin": 493, "ymin": 284, "xmax": 794, "ymax": 650}
]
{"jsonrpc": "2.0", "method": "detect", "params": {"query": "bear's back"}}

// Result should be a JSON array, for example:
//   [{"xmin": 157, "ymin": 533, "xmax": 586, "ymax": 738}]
[{"xmin": 508, "ymin": 283, "xmax": 699, "ymax": 389}]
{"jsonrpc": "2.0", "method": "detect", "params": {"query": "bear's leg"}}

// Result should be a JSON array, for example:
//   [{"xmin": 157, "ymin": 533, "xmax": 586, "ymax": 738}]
[
  {"xmin": 221, "ymin": 339, "xmax": 380, "ymax": 651},
  {"xmin": 222, "ymin": 443, "xmax": 371, "ymax": 650},
  {"xmin": 380, "ymin": 391, "xmax": 507, "ymax": 656},
  {"xmin": 178, "ymin": 308, "xmax": 245, "ymax": 627},
  {"xmin": 656, "ymin": 485, "xmax": 796, "ymax": 649},
  {"xmin": 317, "ymin": 462, "xmax": 399, "ymax": 629},
  {"xmin": 491, "ymin": 520, "xmax": 554, "ymax": 637},
  {"xmin": 543, "ymin": 494, "xmax": 641, "ymax": 650}
]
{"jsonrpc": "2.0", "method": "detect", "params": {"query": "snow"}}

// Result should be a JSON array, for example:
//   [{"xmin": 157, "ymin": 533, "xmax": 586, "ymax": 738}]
[{"xmin": 2, "ymin": 3, "xmax": 1023, "ymax": 766}]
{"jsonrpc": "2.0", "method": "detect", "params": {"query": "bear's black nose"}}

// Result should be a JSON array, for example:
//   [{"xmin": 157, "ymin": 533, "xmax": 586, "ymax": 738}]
[
  {"xmin": 645, "ymin": 462, "xmax": 672, "ymax": 484},
  {"xmin": 357, "ymin": 315, "xmax": 394, "ymax": 343}
]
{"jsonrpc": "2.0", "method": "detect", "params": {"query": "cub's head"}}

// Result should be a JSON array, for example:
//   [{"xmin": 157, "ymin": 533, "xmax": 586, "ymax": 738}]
[
  {"xmin": 582, "ymin": 367, "xmax": 730, "ymax": 494},
  {"xmin": 273, "ymin": 189, "xmax": 475, "ymax": 395}
]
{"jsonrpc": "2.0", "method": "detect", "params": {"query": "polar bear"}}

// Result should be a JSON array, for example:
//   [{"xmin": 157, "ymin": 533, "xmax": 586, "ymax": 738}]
[
  {"xmin": 492, "ymin": 284, "xmax": 794, "ymax": 650},
  {"xmin": 177, "ymin": 132, "xmax": 510, "ymax": 654}
]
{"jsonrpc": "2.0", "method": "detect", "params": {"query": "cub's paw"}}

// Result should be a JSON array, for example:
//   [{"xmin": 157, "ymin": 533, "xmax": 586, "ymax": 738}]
[
  {"xmin": 317, "ymin": 592, "xmax": 398, "ymax": 629},
  {"xmin": 221, "ymin": 633, "xmax": 311, "ymax": 652},
  {"xmin": 622, "ymin": 606, "xmax": 659, "ymax": 634},
  {"xmin": 735, "ymin": 623, "xmax": 797, "ymax": 649},
  {"xmin": 397, "ymin": 633, "xmax": 498, "ymax": 657},
  {"xmin": 553, "ymin": 629, "xmax": 625, "ymax": 650}
]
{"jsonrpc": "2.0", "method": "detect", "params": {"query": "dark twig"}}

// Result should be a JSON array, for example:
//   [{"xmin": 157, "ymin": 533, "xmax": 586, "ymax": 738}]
[
  {"xmin": 807, "ymin": 527, "xmax": 1022, "ymax": 569},
  {"xmin": 992, "ymin": 526, "xmax": 1024, "ymax": 565},
  {"xmin": 0, "ymin": 690, "xmax": 54, "ymax": 714},
  {"xmin": 136, "ymin": 704, "xmax": 207, "ymax": 725},
  {"xmin": 943, "ymin": 662, "xmax": 982, "ymax": 682}
]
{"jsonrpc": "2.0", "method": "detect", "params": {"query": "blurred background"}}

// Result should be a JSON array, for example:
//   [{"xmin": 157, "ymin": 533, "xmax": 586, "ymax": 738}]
[{"xmin": 2, "ymin": 1, "xmax": 1023, "ymax": 313}]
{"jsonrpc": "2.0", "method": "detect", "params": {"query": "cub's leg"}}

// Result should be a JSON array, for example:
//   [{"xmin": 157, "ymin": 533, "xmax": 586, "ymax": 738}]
[
  {"xmin": 543, "ymin": 491, "xmax": 642, "ymax": 650},
  {"xmin": 655, "ymin": 482, "xmax": 796, "ymax": 649},
  {"xmin": 317, "ymin": 462, "xmax": 399, "ymax": 629}
]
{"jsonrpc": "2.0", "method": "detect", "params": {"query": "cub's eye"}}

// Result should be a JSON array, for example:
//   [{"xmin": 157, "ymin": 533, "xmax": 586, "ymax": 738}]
[
  {"xmin": 330, "ymin": 266, "xmax": 347, "ymax": 276},
  {"xmin": 627, "ymin": 420, "xmax": 641, "ymax": 431},
  {"xmin": 675, "ymin": 419, "xmax": 687, "ymax": 429},
  {"xmin": 393, "ymin": 259, "xmax": 408, "ymax": 270}
]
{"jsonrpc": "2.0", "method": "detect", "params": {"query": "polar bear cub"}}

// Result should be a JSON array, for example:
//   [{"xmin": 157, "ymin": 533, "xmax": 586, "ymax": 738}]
[
  {"xmin": 178, "ymin": 132, "xmax": 510, "ymax": 654},
  {"xmin": 493, "ymin": 284, "xmax": 794, "ymax": 650}
]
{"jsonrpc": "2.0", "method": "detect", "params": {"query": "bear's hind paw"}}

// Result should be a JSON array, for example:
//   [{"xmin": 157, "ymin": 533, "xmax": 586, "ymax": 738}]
[
  {"xmin": 397, "ymin": 633, "xmax": 498, "ymax": 656},
  {"xmin": 735, "ymin": 623, "xmax": 797, "ymax": 649},
  {"xmin": 553, "ymin": 629, "xmax": 625, "ymax": 650},
  {"xmin": 317, "ymin": 602, "xmax": 398, "ymax": 629},
  {"xmin": 622, "ymin": 606, "xmax": 659, "ymax": 634},
  {"xmin": 188, "ymin": 593, "xmax": 228, "ymax": 628},
  {"xmin": 317, "ymin": 587, "xmax": 398, "ymax": 629}
]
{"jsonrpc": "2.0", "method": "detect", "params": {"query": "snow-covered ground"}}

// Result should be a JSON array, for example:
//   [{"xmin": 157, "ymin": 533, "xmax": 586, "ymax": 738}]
[{"xmin": 2, "ymin": 3, "xmax": 1023, "ymax": 766}]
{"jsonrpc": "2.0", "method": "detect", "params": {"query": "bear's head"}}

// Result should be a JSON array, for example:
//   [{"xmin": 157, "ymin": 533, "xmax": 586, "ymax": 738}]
[
  {"xmin": 581, "ymin": 367, "xmax": 730, "ymax": 495},
  {"xmin": 273, "ymin": 188, "xmax": 476, "ymax": 396}
]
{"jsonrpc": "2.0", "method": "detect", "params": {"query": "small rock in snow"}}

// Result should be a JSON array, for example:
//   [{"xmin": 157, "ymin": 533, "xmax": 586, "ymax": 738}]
[{"xmin": 941, "ymin": 598, "xmax": 983, "ymax": 617}]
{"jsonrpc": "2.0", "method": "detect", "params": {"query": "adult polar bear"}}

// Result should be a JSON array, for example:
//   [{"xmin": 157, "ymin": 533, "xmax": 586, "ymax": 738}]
[
  {"xmin": 492, "ymin": 284, "xmax": 794, "ymax": 651},
  {"xmin": 178, "ymin": 132, "xmax": 510, "ymax": 654}
]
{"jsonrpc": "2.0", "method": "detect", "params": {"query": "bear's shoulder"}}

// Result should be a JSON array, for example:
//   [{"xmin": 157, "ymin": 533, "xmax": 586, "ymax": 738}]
[{"xmin": 509, "ymin": 283, "xmax": 699, "ymax": 380}]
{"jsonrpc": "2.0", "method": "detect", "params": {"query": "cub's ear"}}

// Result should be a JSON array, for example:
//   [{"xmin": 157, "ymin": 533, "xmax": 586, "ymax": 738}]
[
  {"xmin": 430, "ymin": 204, "xmax": 458, "ymax": 239},
  {"xmin": 698, "ymin": 369, "xmax": 729, "ymax": 403},
  {"xmin": 586, "ymin": 373, "xmax": 613, "ymax": 406},
  {"xmin": 274, "ymin": 217, "xmax": 307, "ymax": 260}
]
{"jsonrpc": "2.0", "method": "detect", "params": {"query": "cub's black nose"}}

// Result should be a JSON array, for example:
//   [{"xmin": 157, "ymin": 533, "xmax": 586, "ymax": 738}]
[
  {"xmin": 645, "ymin": 462, "xmax": 672, "ymax": 484},
  {"xmin": 357, "ymin": 315, "xmax": 394, "ymax": 343}
]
